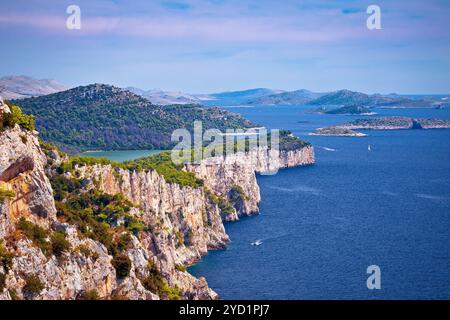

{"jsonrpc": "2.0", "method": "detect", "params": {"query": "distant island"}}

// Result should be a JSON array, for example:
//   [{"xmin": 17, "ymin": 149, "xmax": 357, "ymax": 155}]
[
  {"xmin": 246, "ymin": 89, "xmax": 449, "ymax": 108},
  {"xmin": 247, "ymin": 89, "xmax": 326, "ymax": 105},
  {"xmin": 310, "ymin": 116, "xmax": 450, "ymax": 136},
  {"xmin": 309, "ymin": 126, "xmax": 366, "ymax": 137},
  {"xmin": 312, "ymin": 105, "xmax": 376, "ymax": 115},
  {"xmin": 3, "ymin": 75, "xmax": 449, "ymax": 108}
]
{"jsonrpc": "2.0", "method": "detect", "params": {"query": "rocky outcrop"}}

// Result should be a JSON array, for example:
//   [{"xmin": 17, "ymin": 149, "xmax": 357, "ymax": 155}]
[
  {"xmin": 75, "ymin": 165, "xmax": 230, "ymax": 260},
  {"xmin": 0, "ymin": 124, "xmax": 56, "ymax": 234},
  {"xmin": 185, "ymin": 146, "xmax": 315, "ymax": 218}
]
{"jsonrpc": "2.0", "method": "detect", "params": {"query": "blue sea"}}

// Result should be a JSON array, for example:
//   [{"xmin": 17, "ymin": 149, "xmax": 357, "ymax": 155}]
[
  {"xmin": 188, "ymin": 105, "xmax": 450, "ymax": 299},
  {"xmin": 90, "ymin": 106, "xmax": 450, "ymax": 299}
]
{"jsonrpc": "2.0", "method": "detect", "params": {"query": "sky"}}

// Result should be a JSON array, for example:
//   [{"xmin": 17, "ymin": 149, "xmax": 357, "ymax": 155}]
[{"xmin": 0, "ymin": 0, "xmax": 449, "ymax": 94}]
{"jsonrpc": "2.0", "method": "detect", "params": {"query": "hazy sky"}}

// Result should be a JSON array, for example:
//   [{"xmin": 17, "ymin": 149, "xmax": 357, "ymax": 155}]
[{"xmin": 0, "ymin": 0, "xmax": 449, "ymax": 94}]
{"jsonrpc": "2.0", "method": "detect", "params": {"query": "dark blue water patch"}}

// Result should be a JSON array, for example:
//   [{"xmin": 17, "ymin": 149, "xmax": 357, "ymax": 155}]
[{"xmin": 188, "ymin": 106, "xmax": 450, "ymax": 299}]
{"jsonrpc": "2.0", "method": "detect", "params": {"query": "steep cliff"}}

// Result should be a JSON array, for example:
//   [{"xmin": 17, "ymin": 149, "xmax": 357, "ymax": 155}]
[
  {"xmin": 0, "ymin": 97, "xmax": 315, "ymax": 300},
  {"xmin": 185, "ymin": 146, "xmax": 315, "ymax": 219}
]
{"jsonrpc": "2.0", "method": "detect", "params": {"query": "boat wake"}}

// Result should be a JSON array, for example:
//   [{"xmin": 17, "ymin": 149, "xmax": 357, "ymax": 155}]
[
  {"xmin": 250, "ymin": 233, "xmax": 291, "ymax": 246},
  {"xmin": 268, "ymin": 185, "xmax": 321, "ymax": 196},
  {"xmin": 381, "ymin": 191, "xmax": 399, "ymax": 196},
  {"xmin": 318, "ymin": 146, "xmax": 336, "ymax": 152},
  {"xmin": 416, "ymin": 193, "xmax": 449, "ymax": 201}
]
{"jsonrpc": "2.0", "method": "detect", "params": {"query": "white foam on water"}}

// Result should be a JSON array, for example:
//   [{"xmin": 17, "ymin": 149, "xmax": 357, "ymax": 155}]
[
  {"xmin": 268, "ymin": 185, "xmax": 321, "ymax": 196},
  {"xmin": 416, "ymin": 193, "xmax": 449, "ymax": 201}
]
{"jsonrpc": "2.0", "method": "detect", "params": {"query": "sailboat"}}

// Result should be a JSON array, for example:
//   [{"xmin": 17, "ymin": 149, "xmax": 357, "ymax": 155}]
[{"xmin": 368, "ymin": 144, "xmax": 372, "ymax": 151}]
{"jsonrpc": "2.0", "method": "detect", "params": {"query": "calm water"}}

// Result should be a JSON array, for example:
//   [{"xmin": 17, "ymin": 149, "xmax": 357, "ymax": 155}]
[
  {"xmin": 188, "ymin": 105, "xmax": 450, "ymax": 299},
  {"xmin": 81, "ymin": 150, "xmax": 163, "ymax": 162}
]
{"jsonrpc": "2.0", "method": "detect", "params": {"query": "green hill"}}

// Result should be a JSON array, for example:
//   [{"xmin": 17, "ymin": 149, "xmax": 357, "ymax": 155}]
[{"xmin": 13, "ymin": 84, "xmax": 254, "ymax": 153}]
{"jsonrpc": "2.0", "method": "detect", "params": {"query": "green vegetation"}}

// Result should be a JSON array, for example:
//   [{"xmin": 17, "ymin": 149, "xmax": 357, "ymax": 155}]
[
  {"xmin": 77, "ymin": 290, "xmax": 100, "ymax": 300},
  {"xmin": 175, "ymin": 231, "xmax": 184, "ymax": 248},
  {"xmin": 8, "ymin": 288, "xmax": 19, "ymax": 300},
  {"xmin": 0, "ymin": 272, "xmax": 5, "ymax": 292},
  {"xmin": 52, "ymin": 175, "xmax": 145, "ymax": 235},
  {"xmin": 16, "ymin": 218, "xmax": 70, "ymax": 260},
  {"xmin": 0, "ymin": 241, "xmax": 13, "ymax": 272},
  {"xmin": 53, "ymin": 152, "xmax": 204, "ymax": 189},
  {"xmin": 310, "ymin": 126, "xmax": 365, "ymax": 137},
  {"xmin": 51, "ymin": 174, "xmax": 145, "ymax": 279},
  {"xmin": 17, "ymin": 218, "xmax": 52, "ymax": 257},
  {"xmin": 56, "ymin": 156, "xmax": 120, "ymax": 175},
  {"xmin": 110, "ymin": 291, "xmax": 129, "ymax": 300},
  {"xmin": 111, "ymin": 254, "xmax": 131, "ymax": 279},
  {"xmin": 116, "ymin": 233, "xmax": 132, "ymax": 252},
  {"xmin": 13, "ymin": 84, "xmax": 253, "ymax": 153},
  {"xmin": 50, "ymin": 175, "xmax": 83, "ymax": 201},
  {"xmin": 124, "ymin": 152, "xmax": 204, "ymax": 188},
  {"xmin": 175, "ymin": 264, "xmax": 186, "ymax": 272},
  {"xmin": 0, "ymin": 188, "xmax": 15, "ymax": 202},
  {"xmin": 218, "ymin": 198, "xmax": 235, "ymax": 216},
  {"xmin": 141, "ymin": 261, "xmax": 182, "ymax": 300},
  {"xmin": 278, "ymin": 130, "xmax": 310, "ymax": 151},
  {"xmin": 206, "ymin": 189, "xmax": 235, "ymax": 217},
  {"xmin": 50, "ymin": 231, "xmax": 71, "ymax": 259},
  {"xmin": 1, "ymin": 103, "xmax": 35, "ymax": 132},
  {"xmin": 230, "ymin": 185, "xmax": 247, "ymax": 202},
  {"xmin": 23, "ymin": 274, "xmax": 45, "ymax": 296},
  {"xmin": 75, "ymin": 244, "xmax": 99, "ymax": 261},
  {"xmin": 325, "ymin": 105, "xmax": 372, "ymax": 115}
]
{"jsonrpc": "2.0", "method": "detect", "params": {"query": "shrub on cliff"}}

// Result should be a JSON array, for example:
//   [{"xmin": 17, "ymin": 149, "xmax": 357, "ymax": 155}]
[
  {"xmin": 77, "ymin": 290, "xmax": 100, "ymax": 300},
  {"xmin": 0, "ymin": 188, "xmax": 15, "ymax": 202},
  {"xmin": 2, "ymin": 104, "xmax": 35, "ymax": 132},
  {"xmin": 51, "ymin": 176, "xmax": 145, "ymax": 254},
  {"xmin": 0, "ymin": 272, "xmax": 6, "ymax": 292},
  {"xmin": 0, "ymin": 241, "xmax": 13, "ymax": 272},
  {"xmin": 17, "ymin": 218, "xmax": 52, "ymax": 257},
  {"xmin": 50, "ymin": 231, "xmax": 71, "ymax": 259},
  {"xmin": 229, "ymin": 185, "xmax": 247, "ymax": 205},
  {"xmin": 112, "ymin": 254, "xmax": 131, "ymax": 279},
  {"xmin": 116, "ymin": 233, "xmax": 132, "ymax": 252},
  {"xmin": 141, "ymin": 261, "xmax": 182, "ymax": 300},
  {"xmin": 175, "ymin": 264, "xmax": 186, "ymax": 272},
  {"xmin": 0, "ymin": 272, "xmax": 6, "ymax": 293},
  {"xmin": 218, "ymin": 197, "xmax": 235, "ymax": 216},
  {"xmin": 23, "ymin": 274, "xmax": 45, "ymax": 296}
]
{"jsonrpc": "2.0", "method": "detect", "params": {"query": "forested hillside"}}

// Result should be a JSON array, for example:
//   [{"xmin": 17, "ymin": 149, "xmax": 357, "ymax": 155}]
[{"xmin": 13, "ymin": 84, "xmax": 254, "ymax": 153}]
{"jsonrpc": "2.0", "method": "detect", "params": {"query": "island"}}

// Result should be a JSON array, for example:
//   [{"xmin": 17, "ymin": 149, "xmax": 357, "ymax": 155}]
[
  {"xmin": 312, "ymin": 105, "xmax": 376, "ymax": 115},
  {"xmin": 310, "ymin": 116, "xmax": 450, "ymax": 136},
  {"xmin": 309, "ymin": 126, "xmax": 366, "ymax": 137}
]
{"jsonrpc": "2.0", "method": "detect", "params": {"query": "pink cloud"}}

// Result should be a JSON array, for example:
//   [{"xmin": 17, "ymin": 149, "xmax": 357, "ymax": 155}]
[{"xmin": 1, "ymin": 10, "xmax": 448, "ymax": 44}]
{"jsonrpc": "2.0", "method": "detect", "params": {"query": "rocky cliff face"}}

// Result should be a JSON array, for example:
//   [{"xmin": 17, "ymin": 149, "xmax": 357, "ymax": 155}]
[
  {"xmin": 185, "ymin": 146, "xmax": 315, "ymax": 219},
  {"xmin": 0, "ymin": 97, "xmax": 315, "ymax": 300}
]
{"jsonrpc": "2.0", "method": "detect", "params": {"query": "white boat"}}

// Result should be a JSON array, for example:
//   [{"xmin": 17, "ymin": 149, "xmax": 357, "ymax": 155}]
[
  {"xmin": 251, "ymin": 240, "xmax": 262, "ymax": 246},
  {"xmin": 368, "ymin": 144, "xmax": 372, "ymax": 151}
]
